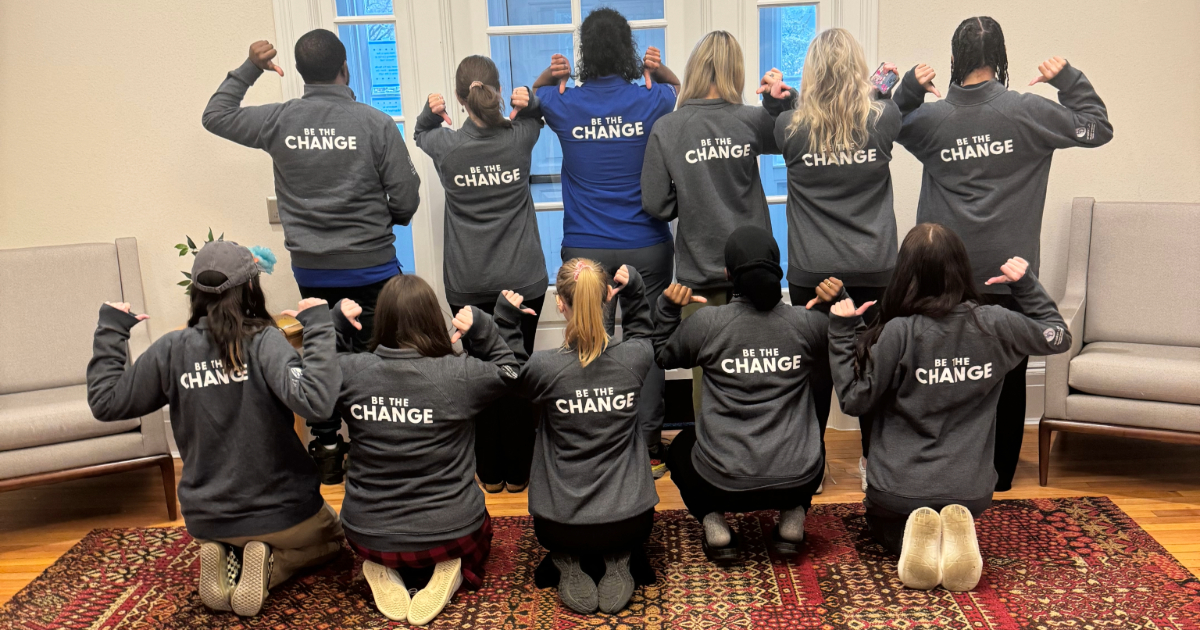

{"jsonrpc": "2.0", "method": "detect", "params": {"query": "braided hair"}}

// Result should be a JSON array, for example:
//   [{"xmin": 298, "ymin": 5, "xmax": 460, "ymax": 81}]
[{"xmin": 950, "ymin": 16, "xmax": 1008, "ymax": 87}]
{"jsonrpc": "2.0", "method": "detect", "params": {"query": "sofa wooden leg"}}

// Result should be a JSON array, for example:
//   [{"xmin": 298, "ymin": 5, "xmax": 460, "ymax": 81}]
[
  {"xmin": 1038, "ymin": 420, "xmax": 1053, "ymax": 487},
  {"xmin": 157, "ymin": 456, "xmax": 178, "ymax": 521}
]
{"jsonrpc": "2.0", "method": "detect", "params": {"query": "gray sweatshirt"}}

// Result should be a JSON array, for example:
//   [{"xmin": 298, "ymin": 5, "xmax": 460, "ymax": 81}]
[
  {"xmin": 203, "ymin": 59, "xmax": 421, "ymax": 270},
  {"xmin": 519, "ymin": 268, "xmax": 658, "ymax": 525},
  {"xmin": 653, "ymin": 296, "xmax": 831, "ymax": 491},
  {"xmin": 641, "ymin": 100, "xmax": 780, "ymax": 289},
  {"xmin": 828, "ymin": 273, "xmax": 1070, "ymax": 507},
  {"xmin": 331, "ymin": 297, "xmax": 524, "ymax": 549},
  {"xmin": 763, "ymin": 92, "xmax": 901, "ymax": 287},
  {"xmin": 413, "ymin": 100, "xmax": 548, "ymax": 305},
  {"xmin": 87, "ymin": 305, "xmax": 340, "ymax": 540},
  {"xmin": 893, "ymin": 63, "xmax": 1112, "ymax": 293}
]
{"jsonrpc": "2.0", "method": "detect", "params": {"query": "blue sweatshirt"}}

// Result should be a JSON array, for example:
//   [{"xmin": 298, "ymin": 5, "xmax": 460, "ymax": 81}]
[{"xmin": 537, "ymin": 77, "xmax": 676, "ymax": 249}]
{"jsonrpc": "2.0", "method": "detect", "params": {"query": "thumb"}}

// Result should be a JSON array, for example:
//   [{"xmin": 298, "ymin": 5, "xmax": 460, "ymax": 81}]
[
  {"xmin": 984, "ymin": 275, "xmax": 1007, "ymax": 285},
  {"xmin": 520, "ymin": 307, "xmax": 537, "ymax": 316},
  {"xmin": 558, "ymin": 77, "xmax": 566, "ymax": 95},
  {"xmin": 1029, "ymin": 75, "xmax": 1045, "ymax": 86},
  {"xmin": 281, "ymin": 309, "xmax": 298, "ymax": 318},
  {"xmin": 440, "ymin": 112, "xmax": 453, "ymax": 125},
  {"xmin": 270, "ymin": 63, "xmax": 284, "ymax": 77},
  {"xmin": 350, "ymin": 318, "xmax": 362, "ymax": 330},
  {"xmin": 855, "ymin": 301, "xmax": 877, "ymax": 316},
  {"xmin": 691, "ymin": 296, "xmax": 708, "ymax": 304},
  {"xmin": 805, "ymin": 297, "xmax": 819, "ymax": 310},
  {"xmin": 450, "ymin": 330, "xmax": 462, "ymax": 344},
  {"xmin": 508, "ymin": 106, "xmax": 521, "ymax": 121},
  {"xmin": 136, "ymin": 314, "xmax": 151, "ymax": 321},
  {"xmin": 644, "ymin": 69, "xmax": 652, "ymax": 90}
]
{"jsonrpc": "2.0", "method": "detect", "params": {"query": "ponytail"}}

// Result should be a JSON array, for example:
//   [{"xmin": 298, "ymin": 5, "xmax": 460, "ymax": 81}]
[
  {"xmin": 556, "ymin": 258, "xmax": 611, "ymax": 367},
  {"xmin": 455, "ymin": 55, "xmax": 512, "ymax": 129}
]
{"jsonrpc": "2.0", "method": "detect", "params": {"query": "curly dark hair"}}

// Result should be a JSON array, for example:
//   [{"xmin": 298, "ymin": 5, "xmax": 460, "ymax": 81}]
[
  {"xmin": 950, "ymin": 16, "xmax": 1008, "ymax": 87},
  {"xmin": 576, "ymin": 8, "xmax": 643, "ymax": 83}
]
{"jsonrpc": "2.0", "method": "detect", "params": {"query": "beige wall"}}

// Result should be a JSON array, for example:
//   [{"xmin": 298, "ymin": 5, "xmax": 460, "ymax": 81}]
[
  {"xmin": 880, "ymin": 0, "xmax": 1200, "ymax": 299},
  {"xmin": 0, "ymin": 0, "xmax": 297, "ymax": 338}
]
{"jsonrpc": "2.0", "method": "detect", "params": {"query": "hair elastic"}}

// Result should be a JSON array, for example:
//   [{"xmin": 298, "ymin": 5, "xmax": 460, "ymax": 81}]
[
  {"xmin": 469, "ymin": 80, "xmax": 484, "ymax": 89},
  {"xmin": 572, "ymin": 260, "xmax": 588, "ymax": 281}
]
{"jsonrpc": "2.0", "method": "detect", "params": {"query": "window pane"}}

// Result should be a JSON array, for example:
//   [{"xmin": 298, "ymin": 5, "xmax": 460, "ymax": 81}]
[
  {"xmin": 338, "ymin": 23, "xmax": 403, "ymax": 117},
  {"xmin": 631, "ymin": 28, "xmax": 666, "ymax": 87},
  {"xmin": 581, "ymin": 0, "xmax": 663, "ymax": 21},
  {"xmin": 393, "ymin": 224, "xmax": 416, "ymax": 273},
  {"xmin": 396, "ymin": 122, "xmax": 405, "ymax": 139},
  {"xmin": 769, "ymin": 204, "xmax": 789, "ymax": 288},
  {"xmin": 487, "ymin": 0, "xmax": 571, "ymax": 26},
  {"xmin": 758, "ymin": 5, "xmax": 816, "ymax": 202},
  {"xmin": 536, "ymin": 210, "xmax": 565, "ymax": 282},
  {"xmin": 491, "ymin": 33, "xmax": 573, "ymax": 181},
  {"xmin": 336, "ymin": 0, "xmax": 393, "ymax": 17}
]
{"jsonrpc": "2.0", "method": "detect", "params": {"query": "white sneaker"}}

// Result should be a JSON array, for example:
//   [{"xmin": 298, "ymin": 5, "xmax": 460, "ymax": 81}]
[
  {"xmin": 198, "ymin": 542, "xmax": 238, "ymax": 612},
  {"xmin": 408, "ymin": 557, "xmax": 463, "ymax": 626},
  {"xmin": 363, "ymin": 560, "xmax": 412, "ymax": 621},
  {"xmin": 859, "ymin": 457, "xmax": 869, "ymax": 492},
  {"xmin": 939, "ymin": 504, "xmax": 984, "ymax": 591},
  {"xmin": 897, "ymin": 507, "xmax": 941, "ymax": 590},
  {"xmin": 230, "ymin": 541, "xmax": 272, "ymax": 616}
]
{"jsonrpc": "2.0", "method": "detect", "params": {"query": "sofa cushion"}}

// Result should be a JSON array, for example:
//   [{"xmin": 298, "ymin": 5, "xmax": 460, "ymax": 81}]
[
  {"xmin": 0, "ymin": 385, "xmax": 140, "ymax": 453},
  {"xmin": 1069, "ymin": 342, "xmax": 1200, "ymax": 406},
  {"xmin": 1065, "ymin": 395, "xmax": 1200, "ymax": 434},
  {"xmin": 1084, "ymin": 202, "xmax": 1200, "ymax": 347},
  {"xmin": 0, "ymin": 243, "xmax": 123, "ymax": 394},
  {"xmin": 0, "ymin": 432, "xmax": 150, "ymax": 480}
]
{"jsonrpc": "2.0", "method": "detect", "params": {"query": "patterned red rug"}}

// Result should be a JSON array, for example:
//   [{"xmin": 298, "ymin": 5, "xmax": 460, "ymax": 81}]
[{"xmin": 3, "ymin": 497, "xmax": 1198, "ymax": 629}]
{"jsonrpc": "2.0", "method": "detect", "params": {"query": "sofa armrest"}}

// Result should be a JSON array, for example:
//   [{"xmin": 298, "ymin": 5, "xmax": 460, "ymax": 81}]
[
  {"xmin": 1044, "ymin": 293, "xmax": 1086, "ymax": 419},
  {"xmin": 138, "ymin": 406, "xmax": 171, "ymax": 456}
]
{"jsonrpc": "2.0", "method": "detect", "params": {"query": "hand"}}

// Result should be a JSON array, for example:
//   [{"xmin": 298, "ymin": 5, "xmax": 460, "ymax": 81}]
[
  {"xmin": 428, "ymin": 93, "xmax": 452, "ymax": 125},
  {"xmin": 449, "ymin": 305, "xmax": 473, "ymax": 344},
  {"xmin": 550, "ymin": 53, "xmax": 572, "ymax": 94},
  {"xmin": 606, "ymin": 265, "xmax": 630, "ymax": 301},
  {"xmin": 914, "ymin": 63, "xmax": 941, "ymax": 98},
  {"xmin": 805, "ymin": 277, "xmax": 844, "ymax": 309},
  {"xmin": 985, "ymin": 257, "xmax": 1030, "ymax": 285},
  {"xmin": 642, "ymin": 46, "xmax": 662, "ymax": 90},
  {"xmin": 663, "ymin": 283, "xmax": 708, "ymax": 307},
  {"xmin": 509, "ymin": 86, "xmax": 529, "ymax": 121},
  {"xmin": 281, "ymin": 297, "xmax": 328, "ymax": 318},
  {"xmin": 502, "ymin": 290, "xmax": 538, "ymax": 316},
  {"xmin": 105, "ymin": 301, "xmax": 150, "ymax": 321},
  {"xmin": 755, "ymin": 67, "xmax": 793, "ymax": 99},
  {"xmin": 1029, "ymin": 56, "xmax": 1067, "ymax": 86},
  {"xmin": 249, "ymin": 40, "xmax": 284, "ymax": 77},
  {"xmin": 880, "ymin": 62, "xmax": 898, "ymax": 76},
  {"xmin": 830, "ymin": 298, "xmax": 876, "ymax": 318},
  {"xmin": 340, "ymin": 299, "xmax": 363, "ymax": 330}
]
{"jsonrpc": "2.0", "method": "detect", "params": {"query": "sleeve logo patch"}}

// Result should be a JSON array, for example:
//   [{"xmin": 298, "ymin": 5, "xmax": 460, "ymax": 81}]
[
  {"xmin": 501, "ymin": 366, "xmax": 518, "ymax": 380},
  {"xmin": 1044, "ymin": 326, "xmax": 1066, "ymax": 345},
  {"xmin": 290, "ymin": 367, "xmax": 303, "ymax": 380}
]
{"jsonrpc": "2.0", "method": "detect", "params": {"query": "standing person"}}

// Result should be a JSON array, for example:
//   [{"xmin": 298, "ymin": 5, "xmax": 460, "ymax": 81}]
[
  {"xmin": 414, "ymin": 55, "xmax": 547, "ymax": 493},
  {"xmin": 641, "ymin": 30, "xmax": 785, "ymax": 421},
  {"xmin": 653, "ymin": 226, "xmax": 842, "ymax": 561},
  {"xmin": 758, "ymin": 28, "xmax": 904, "ymax": 488},
  {"xmin": 320, "ymin": 277, "xmax": 531, "ymax": 625},
  {"xmin": 827, "ymin": 223, "xmax": 1071, "ymax": 591},
  {"xmin": 86, "ymin": 242, "xmax": 344, "ymax": 617},
  {"xmin": 891, "ymin": 16, "xmax": 1112, "ymax": 490},
  {"xmin": 520, "ymin": 261, "xmax": 658, "ymax": 615},
  {"xmin": 203, "ymin": 31, "xmax": 421, "ymax": 350},
  {"xmin": 531, "ymin": 7, "xmax": 681, "ymax": 477}
]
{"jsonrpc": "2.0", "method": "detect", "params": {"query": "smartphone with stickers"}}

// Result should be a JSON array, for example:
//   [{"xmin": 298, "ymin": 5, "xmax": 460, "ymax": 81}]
[{"xmin": 870, "ymin": 63, "xmax": 899, "ymax": 95}]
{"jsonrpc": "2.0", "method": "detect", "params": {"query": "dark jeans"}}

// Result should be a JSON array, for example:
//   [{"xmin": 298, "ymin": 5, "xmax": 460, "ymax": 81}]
[
  {"xmin": 787, "ymin": 284, "xmax": 884, "ymax": 458},
  {"xmin": 561, "ymin": 241, "xmax": 674, "ymax": 446},
  {"xmin": 666, "ymin": 426, "xmax": 822, "ymax": 521},
  {"xmin": 864, "ymin": 489, "xmax": 992, "ymax": 556},
  {"xmin": 450, "ymin": 294, "xmax": 545, "ymax": 486},
  {"xmin": 532, "ymin": 510, "xmax": 657, "ymax": 587},
  {"xmin": 980, "ymin": 293, "xmax": 1030, "ymax": 491},
  {"xmin": 298, "ymin": 273, "xmax": 398, "ymax": 353}
]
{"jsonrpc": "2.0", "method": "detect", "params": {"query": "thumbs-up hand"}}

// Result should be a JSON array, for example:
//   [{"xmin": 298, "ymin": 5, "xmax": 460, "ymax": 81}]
[
  {"xmin": 428, "ymin": 93, "xmax": 452, "ymax": 125},
  {"xmin": 509, "ymin": 87, "xmax": 529, "ymax": 120},
  {"xmin": 642, "ymin": 46, "xmax": 662, "ymax": 90},
  {"xmin": 1029, "ymin": 56, "xmax": 1067, "ymax": 86},
  {"xmin": 550, "ymin": 53, "xmax": 572, "ymax": 94},
  {"xmin": 249, "ymin": 40, "xmax": 284, "ymax": 77}
]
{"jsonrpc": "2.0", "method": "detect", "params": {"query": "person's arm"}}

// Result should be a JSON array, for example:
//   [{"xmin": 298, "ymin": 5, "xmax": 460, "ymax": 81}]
[
  {"xmin": 330, "ymin": 299, "xmax": 363, "ymax": 354},
  {"xmin": 827, "ymin": 305, "xmax": 905, "ymax": 417},
  {"xmin": 377, "ymin": 119, "xmax": 422, "ymax": 227},
  {"xmin": 758, "ymin": 68, "xmax": 798, "ymax": 118},
  {"xmin": 259, "ymin": 302, "xmax": 342, "ymax": 421},
  {"xmin": 651, "ymin": 283, "xmax": 709, "ymax": 370},
  {"xmin": 510, "ymin": 88, "xmax": 546, "ymax": 152},
  {"xmin": 413, "ymin": 98, "xmax": 456, "ymax": 162},
  {"xmin": 614, "ymin": 266, "xmax": 654, "ymax": 341},
  {"xmin": 87, "ymin": 304, "xmax": 169, "ymax": 422},
  {"xmin": 643, "ymin": 46, "xmax": 680, "ymax": 88},
  {"xmin": 640, "ymin": 131, "xmax": 677, "ymax": 221},
  {"xmin": 201, "ymin": 43, "xmax": 287, "ymax": 149},
  {"xmin": 1022, "ymin": 59, "xmax": 1113, "ymax": 150},
  {"xmin": 892, "ymin": 64, "xmax": 939, "ymax": 116},
  {"xmin": 533, "ymin": 53, "xmax": 572, "ymax": 92},
  {"xmin": 982, "ymin": 258, "xmax": 1072, "ymax": 356}
]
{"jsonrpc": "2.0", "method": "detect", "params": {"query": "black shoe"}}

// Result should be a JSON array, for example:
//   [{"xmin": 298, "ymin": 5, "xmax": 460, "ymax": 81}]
[
  {"xmin": 701, "ymin": 531, "xmax": 742, "ymax": 563},
  {"xmin": 769, "ymin": 525, "xmax": 804, "ymax": 557},
  {"xmin": 308, "ymin": 435, "xmax": 348, "ymax": 485}
]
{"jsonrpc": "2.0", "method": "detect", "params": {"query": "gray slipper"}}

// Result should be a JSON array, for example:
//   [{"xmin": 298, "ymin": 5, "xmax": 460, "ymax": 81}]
[
  {"xmin": 597, "ymin": 552, "xmax": 634, "ymax": 614},
  {"xmin": 550, "ymin": 552, "xmax": 597, "ymax": 614}
]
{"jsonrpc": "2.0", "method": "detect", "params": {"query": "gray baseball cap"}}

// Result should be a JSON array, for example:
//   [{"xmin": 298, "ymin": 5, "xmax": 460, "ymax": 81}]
[{"xmin": 191, "ymin": 241, "xmax": 260, "ymax": 293}]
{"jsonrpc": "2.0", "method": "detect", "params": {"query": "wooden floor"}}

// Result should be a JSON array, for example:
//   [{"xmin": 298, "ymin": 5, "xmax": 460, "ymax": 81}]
[{"xmin": 3, "ymin": 426, "xmax": 1200, "ymax": 605}]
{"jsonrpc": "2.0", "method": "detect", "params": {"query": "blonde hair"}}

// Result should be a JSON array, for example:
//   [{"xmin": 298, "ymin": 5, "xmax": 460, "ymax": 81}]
[
  {"xmin": 677, "ymin": 30, "xmax": 745, "ymax": 105},
  {"xmin": 556, "ymin": 258, "xmax": 611, "ymax": 368},
  {"xmin": 786, "ymin": 28, "xmax": 881, "ymax": 153}
]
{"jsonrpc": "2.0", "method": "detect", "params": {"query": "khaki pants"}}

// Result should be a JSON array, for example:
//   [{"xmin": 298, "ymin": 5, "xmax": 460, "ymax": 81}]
[
  {"xmin": 201, "ymin": 502, "xmax": 344, "ymax": 589},
  {"xmin": 680, "ymin": 289, "xmax": 730, "ymax": 419}
]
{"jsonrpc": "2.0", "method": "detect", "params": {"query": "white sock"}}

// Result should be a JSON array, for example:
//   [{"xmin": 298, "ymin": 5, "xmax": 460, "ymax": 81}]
[
  {"xmin": 703, "ymin": 513, "xmax": 732, "ymax": 547},
  {"xmin": 779, "ymin": 507, "xmax": 806, "ymax": 542}
]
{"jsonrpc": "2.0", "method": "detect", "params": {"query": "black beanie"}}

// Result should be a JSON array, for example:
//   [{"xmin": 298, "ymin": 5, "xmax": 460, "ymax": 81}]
[{"xmin": 724, "ymin": 226, "xmax": 784, "ymax": 311}]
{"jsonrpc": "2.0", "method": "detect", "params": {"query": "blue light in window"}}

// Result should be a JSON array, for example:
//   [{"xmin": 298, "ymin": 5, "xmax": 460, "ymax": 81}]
[
  {"xmin": 536, "ymin": 211, "xmax": 565, "ymax": 282},
  {"xmin": 487, "ymin": 0, "xmax": 570, "ymax": 26},
  {"xmin": 769, "ymin": 204, "xmax": 789, "ymax": 287},
  {"xmin": 581, "ymin": 0, "xmax": 663, "ymax": 21},
  {"xmin": 336, "ymin": 0, "xmax": 393, "ymax": 17},
  {"xmin": 338, "ymin": 23, "xmax": 403, "ymax": 117},
  {"xmin": 758, "ymin": 5, "xmax": 816, "ymax": 206},
  {"xmin": 632, "ymin": 28, "xmax": 666, "ymax": 87}
]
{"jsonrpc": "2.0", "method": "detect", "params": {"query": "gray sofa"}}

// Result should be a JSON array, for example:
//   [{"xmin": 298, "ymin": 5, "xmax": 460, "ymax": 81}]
[
  {"xmin": 1039, "ymin": 198, "xmax": 1200, "ymax": 485},
  {"xmin": 0, "ymin": 238, "xmax": 176, "ymax": 518}
]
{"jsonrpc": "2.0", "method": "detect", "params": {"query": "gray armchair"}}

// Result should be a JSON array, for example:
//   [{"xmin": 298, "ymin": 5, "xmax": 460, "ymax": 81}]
[
  {"xmin": 0, "ymin": 238, "xmax": 176, "ymax": 518},
  {"xmin": 1039, "ymin": 198, "xmax": 1200, "ymax": 485}
]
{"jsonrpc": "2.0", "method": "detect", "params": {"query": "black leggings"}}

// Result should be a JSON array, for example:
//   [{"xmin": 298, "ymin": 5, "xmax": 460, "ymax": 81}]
[
  {"xmin": 532, "ymin": 511, "xmax": 657, "ymax": 587},
  {"xmin": 299, "ymin": 272, "xmax": 398, "ymax": 353},
  {"xmin": 980, "ymin": 293, "xmax": 1029, "ymax": 491},
  {"xmin": 787, "ymin": 284, "xmax": 884, "ymax": 458},
  {"xmin": 864, "ymin": 489, "xmax": 992, "ymax": 556},
  {"xmin": 666, "ymin": 426, "xmax": 822, "ymax": 521},
  {"xmin": 450, "ymin": 294, "xmax": 545, "ymax": 486}
]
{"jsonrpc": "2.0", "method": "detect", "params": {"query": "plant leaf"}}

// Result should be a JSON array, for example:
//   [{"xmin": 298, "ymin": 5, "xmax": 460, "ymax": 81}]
[
  {"xmin": 186, "ymin": 235, "xmax": 196, "ymax": 250},
  {"xmin": 177, "ymin": 280, "xmax": 191, "ymax": 286},
  {"xmin": 182, "ymin": 271, "xmax": 192, "ymax": 279},
  {"xmin": 218, "ymin": 232, "xmax": 224, "ymax": 241},
  {"xmin": 179, "ymin": 248, "xmax": 188, "ymax": 257},
  {"xmin": 207, "ymin": 228, "xmax": 214, "ymax": 242}
]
